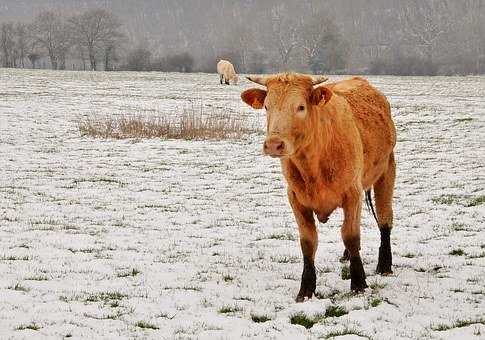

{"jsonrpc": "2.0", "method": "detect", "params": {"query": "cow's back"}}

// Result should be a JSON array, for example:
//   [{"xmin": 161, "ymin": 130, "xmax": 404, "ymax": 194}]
[
  {"xmin": 327, "ymin": 78, "xmax": 396, "ymax": 186},
  {"xmin": 217, "ymin": 60, "xmax": 226, "ymax": 74}
]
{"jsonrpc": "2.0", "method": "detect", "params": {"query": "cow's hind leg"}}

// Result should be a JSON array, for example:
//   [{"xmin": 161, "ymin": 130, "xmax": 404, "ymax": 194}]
[
  {"xmin": 374, "ymin": 152, "xmax": 396, "ymax": 275},
  {"xmin": 341, "ymin": 185, "xmax": 368, "ymax": 292},
  {"xmin": 220, "ymin": 74, "xmax": 224, "ymax": 84},
  {"xmin": 288, "ymin": 191, "xmax": 317, "ymax": 302}
]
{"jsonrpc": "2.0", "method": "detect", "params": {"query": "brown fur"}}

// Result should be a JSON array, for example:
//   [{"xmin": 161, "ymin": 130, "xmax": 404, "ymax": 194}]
[{"xmin": 241, "ymin": 73, "xmax": 396, "ymax": 296}]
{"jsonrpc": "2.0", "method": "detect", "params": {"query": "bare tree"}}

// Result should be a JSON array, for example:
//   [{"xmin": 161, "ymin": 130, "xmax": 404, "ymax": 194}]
[
  {"xmin": 124, "ymin": 44, "xmax": 152, "ymax": 71},
  {"xmin": 30, "ymin": 11, "xmax": 71, "ymax": 70},
  {"xmin": 269, "ymin": 4, "xmax": 300, "ymax": 69},
  {"xmin": 299, "ymin": 10, "xmax": 348, "ymax": 73},
  {"xmin": 13, "ymin": 23, "xmax": 29, "ymax": 68},
  {"xmin": 1, "ymin": 23, "xmax": 15, "ymax": 67},
  {"xmin": 28, "ymin": 52, "xmax": 41, "ymax": 69},
  {"xmin": 398, "ymin": 1, "xmax": 453, "ymax": 63},
  {"xmin": 69, "ymin": 9, "xmax": 123, "ymax": 71}
]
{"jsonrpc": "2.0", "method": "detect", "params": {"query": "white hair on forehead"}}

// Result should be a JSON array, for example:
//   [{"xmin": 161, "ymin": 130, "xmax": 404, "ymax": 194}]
[{"xmin": 247, "ymin": 73, "xmax": 328, "ymax": 86}]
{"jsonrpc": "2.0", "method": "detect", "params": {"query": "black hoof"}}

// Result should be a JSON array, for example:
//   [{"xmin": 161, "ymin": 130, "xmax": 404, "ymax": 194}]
[
  {"xmin": 377, "ymin": 227, "xmax": 393, "ymax": 275},
  {"xmin": 350, "ymin": 256, "xmax": 368, "ymax": 292},
  {"xmin": 296, "ymin": 288, "xmax": 314, "ymax": 302},
  {"xmin": 296, "ymin": 257, "xmax": 316, "ymax": 302},
  {"xmin": 376, "ymin": 255, "xmax": 393, "ymax": 275},
  {"xmin": 340, "ymin": 249, "xmax": 350, "ymax": 263}
]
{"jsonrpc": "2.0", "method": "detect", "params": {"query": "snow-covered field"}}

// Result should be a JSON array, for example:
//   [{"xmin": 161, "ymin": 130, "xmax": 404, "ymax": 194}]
[{"xmin": 0, "ymin": 69, "xmax": 484, "ymax": 339}]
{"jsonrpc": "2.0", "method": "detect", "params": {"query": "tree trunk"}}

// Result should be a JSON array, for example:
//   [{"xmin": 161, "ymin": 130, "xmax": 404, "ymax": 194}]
[
  {"xmin": 59, "ymin": 55, "xmax": 66, "ymax": 70},
  {"xmin": 104, "ymin": 48, "xmax": 110, "ymax": 71},
  {"xmin": 49, "ymin": 52, "xmax": 58, "ymax": 70},
  {"xmin": 89, "ymin": 46, "xmax": 96, "ymax": 71}
]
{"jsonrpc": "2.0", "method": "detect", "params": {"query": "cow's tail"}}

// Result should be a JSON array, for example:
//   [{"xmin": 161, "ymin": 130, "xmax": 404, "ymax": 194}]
[{"xmin": 365, "ymin": 190, "xmax": 379, "ymax": 227}]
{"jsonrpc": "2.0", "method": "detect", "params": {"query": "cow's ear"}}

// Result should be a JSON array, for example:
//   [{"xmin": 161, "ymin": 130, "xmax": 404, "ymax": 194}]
[
  {"xmin": 310, "ymin": 86, "xmax": 332, "ymax": 106},
  {"xmin": 241, "ymin": 88, "xmax": 267, "ymax": 109}
]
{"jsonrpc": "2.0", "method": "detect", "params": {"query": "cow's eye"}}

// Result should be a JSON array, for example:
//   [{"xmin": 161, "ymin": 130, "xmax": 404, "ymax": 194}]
[
  {"xmin": 298, "ymin": 105, "xmax": 305, "ymax": 111},
  {"xmin": 264, "ymin": 105, "xmax": 268, "ymax": 110}
]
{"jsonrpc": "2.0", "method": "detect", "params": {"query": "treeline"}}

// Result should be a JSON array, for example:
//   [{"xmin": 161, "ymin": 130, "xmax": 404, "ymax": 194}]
[
  {"xmin": 1, "ymin": 9, "xmax": 123, "ymax": 70},
  {"xmin": 0, "ymin": 9, "xmax": 203, "ymax": 73},
  {"xmin": 1, "ymin": 0, "xmax": 484, "ymax": 75},
  {"xmin": 0, "ymin": 6, "xmax": 348, "ymax": 74}
]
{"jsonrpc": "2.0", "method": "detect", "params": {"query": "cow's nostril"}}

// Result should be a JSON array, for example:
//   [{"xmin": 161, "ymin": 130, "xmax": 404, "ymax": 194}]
[{"xmin": 276, "ymin": 142, "xmax": 284, "ymax": 151}]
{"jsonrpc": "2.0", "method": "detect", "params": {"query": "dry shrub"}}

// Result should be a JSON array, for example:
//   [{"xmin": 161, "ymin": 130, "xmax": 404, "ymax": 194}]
[{"xmin": 78, "ymin": 107, "xmax": 255, "ymax": 140}]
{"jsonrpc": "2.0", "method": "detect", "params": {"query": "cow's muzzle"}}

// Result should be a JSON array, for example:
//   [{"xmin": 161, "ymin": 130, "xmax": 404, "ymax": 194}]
[{"xmin": 263, "ymin": 137, "xmax": 286, "ymax": 158}]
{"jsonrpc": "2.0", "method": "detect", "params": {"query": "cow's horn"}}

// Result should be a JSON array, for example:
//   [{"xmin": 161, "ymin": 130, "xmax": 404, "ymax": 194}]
[
  {"xmin": 310, "ymin": 75, "xmax": 328, "ymax": 86},
  {"xmin": 246, "ymin": 75, "xmax": 269, "ymax": 86}
]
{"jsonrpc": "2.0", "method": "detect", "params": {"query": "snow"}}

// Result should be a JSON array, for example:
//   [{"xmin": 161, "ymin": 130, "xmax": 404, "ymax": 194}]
[{"xmin": 0, "ymin": 69, "xmax": 484, "ymax": 339}]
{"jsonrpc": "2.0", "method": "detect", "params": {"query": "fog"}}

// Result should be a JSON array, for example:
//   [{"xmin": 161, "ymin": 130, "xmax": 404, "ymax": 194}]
[{"xmin": 1, "ymin": 0, "xmax": 484, "ymax": 75}]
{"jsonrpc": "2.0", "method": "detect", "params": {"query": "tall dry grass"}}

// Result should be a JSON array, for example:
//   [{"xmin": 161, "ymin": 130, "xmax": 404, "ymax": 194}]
[{"xmin": 78, "ymin": 106, "xmax": 255, "ymax": 140}]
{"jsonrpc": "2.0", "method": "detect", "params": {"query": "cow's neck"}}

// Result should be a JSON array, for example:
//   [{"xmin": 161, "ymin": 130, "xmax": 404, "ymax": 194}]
[{"xmin": 289, "ymin": 109, "xmax": 336, "ymax": 186}]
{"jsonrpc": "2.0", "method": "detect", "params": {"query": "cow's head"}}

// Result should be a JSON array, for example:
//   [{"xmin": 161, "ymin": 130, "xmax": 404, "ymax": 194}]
[{"xmin": 241, "ymin": 73, "xmax": 332, "ymax": 158}]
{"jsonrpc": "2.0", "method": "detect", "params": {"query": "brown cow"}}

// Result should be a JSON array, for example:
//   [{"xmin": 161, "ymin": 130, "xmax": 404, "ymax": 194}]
[{"xmin": 241, "ymin": 73, "xmax": 396, "ymax": 301}]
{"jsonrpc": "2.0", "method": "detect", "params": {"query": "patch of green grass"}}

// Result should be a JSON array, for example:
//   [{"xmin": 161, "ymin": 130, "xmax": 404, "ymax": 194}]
[
  {"xmin": 450, "ymin": 288, "xmax": 464, "ymax": 293},
  {"xmin": 0, "ymin": 255, "xmax": 31, "ymax": 261},
  {"xmin": 84, "ymin": 291, "xmax": 126, "ymax": 303},
  {"xmin": 450, "ymin": 222, "xmax": 469, "ymax": 231},
  {"xmin": 234, "ymin": 296, "xmax": 253, "ymax": 302},
  {"xmin": 432, "ymin": 194, "xmax": 485, "ymax": 207},
  {"xmin": 157, "ymin": 312, "xmax": 176, "ymax": 319},
  {"xmin": 431, "ymin": 194, "xmax": 462, "ymax": 205},
  {"xmin": 109, "ymin": 300, "xmax": 120, "ymax": 308},
  {"xmin": 251, "ymin": 313, "xmax": 272, "ymax": 323},
  {"xmin": 29, "ymin": 217, "xmax": 62, "ymax": 226},
  {"xmin": 402, "ymin": 253, "xmax": 416, "ymax": 258},
  {"xmin": 431, "ymin": 317, "xmax": 485, "ymax": 331},
  {"xmin": 449, "ymin": 248, "xmax": 465, "ymax": 256},
  {"xmin": 325, "ymin": 305, "xmax": 348, "ymax": 317},
  {"xmin": 270, "ymin": 255, "xmax": 300, "ymax": 264},
  {"xmin": 369, "ymin": 280, "xmax": 387, "ymax": 291},
  {"xmin": 466, "ymin": 195, "xmax": 485, "ymax": 207},
  {"xmin": 265, "ymin": 231, "xmax": 296, "ymax": 241},
  {"xmin": 163, "ymin": 285, "xmax": 202, "ymax": 292},
  {"xmin": 341, "ymin": 265, "xmax": 351, "ymax": 280},
  {"xmin": 16, "ymin": 323, "xmax": 40, "ymax": 331},
  {"xmin": 135, "ymin": 321, "xmax": 159, "ymax": 330},
  {"xmin": 10, "ymin": 283, "xmax": 29, "ymax": 292},
  {"xmin": 289, "ymin": 312, "xmax": 323, "ymax": 329},
  {"xmin": 25, "ymin": 275, "xmax": 48, "ymax": 281},
  {"xmin": 116, "ymin": 268, "xmax": 140, "ymax": 277},
  {"xmin": 218, "ymin": 305, "xmax": 242, "ymax": 314},
  {"xmin": 222, "ymin": 274, "xmax": 234, "ymax": 282},
  {"xmin": 370, "ymin": 298, "xmax": 382, "ymax": 307},
  {"xmin": 455, "ymin": 117, "xmax": 473, "ymax": 122},
  {"xmin": 323, "ymin": 326, "xmax": 368, "ymax": 339},
  {"xmin": 73, "ymin": 177, "xmax": 125, "ymax": 186}
]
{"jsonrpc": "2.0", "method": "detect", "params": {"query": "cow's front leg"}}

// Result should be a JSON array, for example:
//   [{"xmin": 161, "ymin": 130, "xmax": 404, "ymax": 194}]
[
  {"xmin": 341, "ymin": 187, "xmax": 368, "ymax": 292},
  {"xmin": 288, "ymin": 191, "xmax": 317, "ymax": 302}
]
